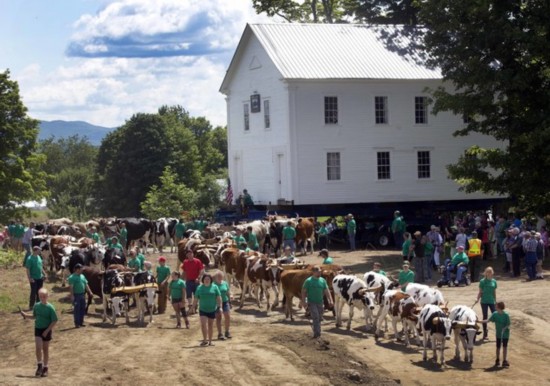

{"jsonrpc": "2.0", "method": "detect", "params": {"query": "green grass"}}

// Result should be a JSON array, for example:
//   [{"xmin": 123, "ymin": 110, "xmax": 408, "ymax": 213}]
[{"xmin": 0, "ymin": 249, "xmax": 21, "ymax": 269}]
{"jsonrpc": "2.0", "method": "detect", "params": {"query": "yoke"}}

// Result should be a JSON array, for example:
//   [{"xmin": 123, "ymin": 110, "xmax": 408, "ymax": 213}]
[{"xmin": 111, "ymin": 282, "xmax": 158, "ymax": 294}]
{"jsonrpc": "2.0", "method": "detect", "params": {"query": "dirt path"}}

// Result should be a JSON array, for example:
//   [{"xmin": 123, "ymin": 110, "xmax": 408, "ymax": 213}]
[{"xmin": 1, "ymin": 248, "xmax": 550, "ymax": 385}]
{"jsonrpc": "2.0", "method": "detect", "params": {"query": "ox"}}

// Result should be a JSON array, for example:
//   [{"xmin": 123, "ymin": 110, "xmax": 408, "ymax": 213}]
[
  {"xmin": 239, "ymin": 255, "xmax": 282, "ymax": 313},
  {"xmin": 417, "ymin": 304, "xmax": 453, "ymax": 365},
  {"xmin": 134, "ymin": 271, "xmax": 157, "ymax": 324},
  {"xmin": 449, "ymin": 305, "xmax": 482, "ymax": 363},
  {"xmin": 295, "ymin": 217, "xmax": 315, "ymax": 255},
  {"xmin": 117, "ymin": 218, "xmax": 154, "ymax": 253},
  {"xmin": 404, "ymin": 283, "xmax": 446, "ymax": 308},
  {"xmin": 389, "ymin": 295, "xmax": 421, "ymax": 346},
  {"xmin": 220, "ymin": 248, "xmax": 248, "ymax": 290},
  {"xmin": 101, "ymin": 269, "xmax": 133, "ymax": 324},
  {"xmin": 153, "ymin": 217, "xmax": 177, "ymax": 253},
  {"xmin": 332, "ymin": 275, "xmax": 378, "ymax": 331}
]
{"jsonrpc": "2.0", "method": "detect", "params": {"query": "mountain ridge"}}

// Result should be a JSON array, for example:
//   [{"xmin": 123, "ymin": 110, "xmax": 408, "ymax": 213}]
[{"xmin": 39, "ymin": 120, "xmax": 114, "ymax": 145}]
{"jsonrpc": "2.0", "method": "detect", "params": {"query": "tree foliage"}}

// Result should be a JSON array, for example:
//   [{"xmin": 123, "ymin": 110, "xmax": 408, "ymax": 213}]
[
  {"xmin": 38, "ymin": 135, "xmax": 97, "ymax": 220},
  {"xmin": 252, "ymin": 0, "xmax": 348, "ymax": 23},
  {"xmin": 0, "ymin": 70, "xmax": 48, "ymax": 223}
]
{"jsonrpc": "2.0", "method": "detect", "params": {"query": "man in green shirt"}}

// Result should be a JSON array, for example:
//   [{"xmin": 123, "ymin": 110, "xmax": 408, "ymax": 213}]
[
  {"xmin": 232, "ymin": 229, "xmax": 247, "ymax": 249},
  {"xmin": 26, "ymin": 246, "xmax": 46, "ymax": 309},
  {"xmin": 282, "ymin": 221, "xmax": 296, "ymax": 253},
  {"xmin": 318, "ymin": 249, "xmax": 333, "ymax": 264},
  {"xmin": 118, "ymin": 223, "xmax": 128, "ymax": 251},
  {"xmin": 246, "ymin": 226, "xmax": 259, "ymax": 251},
  {"xmin": 68, "ymin": 264, "xmax": 93, "ymax": 328},
  {"xmin": 391, "ymin": 211, "xmax": 406, "ymax": 250},
  {"xmin": 302, "ymin": 266, "xmax": 333, "ymax": 339},
  {"xmin": 346, "ymin": 214, "xmax": 357, "ymax": 251},
  {"xmin": 373, "ymin": 262, "xmax": 386, "ymax": 276},
  {"xmin": 398, "ymin": 261, "xmax": 415, "ymax": 291},
  {"xmin": 156, "ymin": 256, "xmax": 171, "ymax": 314},
  {"xmin": 446, "ymin": 245, "xmax": 469, "ymax": 285},
  {"xmin": 318, "ymin": 222, "xmax": 328, "ymax": 250},
  {"xmin": 12, "ymin": 220, "xmax": 25, "ymax": 252},
  {"xmin": 128, "ymin": 250, "xmax": 141, "ymax": 272},
  {"xmin": 402, "ymin": 232, "xmax": 414, "ymax": 262},
  {"xmin": 175, "ymin": 219, "xmax": 186, "ymax": 244}
]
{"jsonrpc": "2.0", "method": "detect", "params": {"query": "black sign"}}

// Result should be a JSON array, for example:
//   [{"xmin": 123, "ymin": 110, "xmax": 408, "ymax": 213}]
[{"xmin": 250, "ymin": 94, "xmax": 261, "ymax": 113}]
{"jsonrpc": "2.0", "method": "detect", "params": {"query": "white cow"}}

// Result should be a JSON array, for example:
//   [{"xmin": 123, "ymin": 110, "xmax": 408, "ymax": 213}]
[
  {"xmin": 417, "ymin": 304, "xmax": 453, "ymax": 365},
  {"xmin": 449, "ymin": 305, "xmax": 482, "ymax": 363},
  {"xmin": 332, "ymin": 275, "xmax": 378, "ymax": 331}
]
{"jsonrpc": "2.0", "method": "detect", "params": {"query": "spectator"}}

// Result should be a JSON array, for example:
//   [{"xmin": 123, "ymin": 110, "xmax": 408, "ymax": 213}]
[
  {"xmin": 398, "ymin": 261, "xmax": 415, "ymax": 291},
  {"xmin": 535, "ymin": 232, "xmax": 545, "ymax": 280},
  {"xmin": 402, "ymin": 232, "xmax": 414, "ymax": 263},
  {"xmin": 503, "ymin": 229, "xmax": 514, "ymax": 273},
  {"xmin": 214, "ymin": 271, "xmax": 232, "ymax": 340},
  {"xmin": 282, "ymin": 221, "xmax": 296, "ymax": 253},
  {"xmin": 477, "ymin": 267, "xmax": 497, "ymax": 340},
  {"xmin": 193, "ymin": 274, "xmax": 222, "ymax": 346},
  {"xmin": 455, "ymin": 227, "xmax": 467, "ymax": 250},
  {"xmin": 318, "ymin": 222, "xmax": 328, "ymax": 250},
  {"xmin": 156, "ymin": 256, "xmax": 171, "ymax": 314},
  {"xmin": 488, "ymin": 221, "xmax": 497, "ymax": 259},
  {"xmin": 509, "ymin": 228, "xmax": 523, "ymax": 277},
  {"xmin": 522, "ymin": 231, "xmax": 538, "ymax": 281},
  {"xmin": 346, "ymin": 214, "xmax": 356, "ymax": 251},
  {"xmin": 26, "ymin": 246, "xmax": 46, "ymax": 309},
  {"xmin": 181, "ymin": 250, "xmax": 205, "ymax": 312},
  {"xmin": 318, "ymin": 249, "xmax": 333, "ymax": 265},
  {"xmin": 467, "ymin": 231, "xmax": 482, "ymax": 282},
  {"xmin": 424, "ymin": 234, "xmax": 434, "ymax": 282},
  {"xmin": 427, "ymin": 225, "xmax": 443, "ymax": 268},
  {"xmin": 413, "ymin": 231, "xmax": 426, "ymax": 283},
  {"xmin": 391, "ymin": 211, "xmax": 406, "ymax": 250},
  {"xmin": 444, "ymin": 245, "xmax": 469, "ymax": 286},
  {"xmin": 301, "ymin": 266, "xmax": 333, "ymax": 339}
]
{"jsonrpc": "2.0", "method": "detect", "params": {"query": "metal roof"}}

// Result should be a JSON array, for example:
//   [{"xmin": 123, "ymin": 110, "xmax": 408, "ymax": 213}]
[{"xmin": 248, "ymin": 23, "xmax": 441, "ymax": 80}]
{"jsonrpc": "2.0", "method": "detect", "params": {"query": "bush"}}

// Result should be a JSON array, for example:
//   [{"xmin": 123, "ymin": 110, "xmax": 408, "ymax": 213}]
[{"xmin": 0, "ymin": 249, "xmax": 21, "ymax": 269}]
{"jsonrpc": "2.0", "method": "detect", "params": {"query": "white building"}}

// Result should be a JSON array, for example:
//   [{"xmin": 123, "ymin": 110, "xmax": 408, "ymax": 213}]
[{"xmin": 219, "ymin": 23, "xmax": 499, "ymax": 208}]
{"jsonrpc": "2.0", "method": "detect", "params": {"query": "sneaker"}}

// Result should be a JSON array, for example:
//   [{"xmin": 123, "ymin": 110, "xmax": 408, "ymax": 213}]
[
  {"xmin": 41, "ymin": 367, "xmax": 48, "ymax": 377},
  {"xmin": 225, "ymin": 331, "xmax": 232, "ymax": 339},
  {"xmin": 218, "ymin": 333, "xmax": 226, "ymax": 340},
  {"xmin": 200, "ymin": 341, "xmax": 208, "ymax": 346},
  {"xmin": 495, "ymin": 359, "xmax": 500, "ymax": 367},
  {"xmin": 79, "ymin": 324, "xmax": 86, "ymax": 327},
  {"xmin": 454, "ymin": 281, "xmax": 459, "ymax": 286},
  {"xmin": 35, "ymin": 364, "xmax": 43, "ymax": 377},
  {"xmin": 502, "ymin": 360, "xmax": 510, "ymax": 367}
]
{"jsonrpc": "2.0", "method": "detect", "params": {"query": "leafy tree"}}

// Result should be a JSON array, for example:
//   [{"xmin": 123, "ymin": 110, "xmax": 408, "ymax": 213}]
[
  {"xmin": 252, "ymin": 0, "xmax": 347, "ymax": 23},
  {"xmin": 345, "ymin": 0, "xmax": 422, "ymax": 24},
  {"xmin": 195, "ymin": 174, "xmax": 224, "ymax": 216},
  {"xmin": 38, "ymin": 135, "xmax": 97, "ymax": 220},
  {"xmin": 140, "ymin": 166, "xmax": 197, "ymax": 219},
  {"xmin": 0, "ymin": 70, "xmax": 48, "ymax": 223},
  {"xmin": 418, "ymin": 0, "xmax": 550, "ymax": 213}
]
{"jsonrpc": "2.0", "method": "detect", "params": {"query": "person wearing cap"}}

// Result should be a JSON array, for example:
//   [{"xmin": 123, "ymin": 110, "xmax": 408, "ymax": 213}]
[
  {"xmin": 282, "ymin": 221, "xmax": 296, "ymax": 253},
  {"xmin": 391, "ymin": 211, "xmax": 406, "ymax": 250},
  {"xmin": 509, "ymin": 227, "xmax": 523, "ymax": 277},
  {"xmin": 535, "ymin": 232, "xmax": 544, "ymax": 279},
  {"xmin": 467, "ymin": 231, "xmax": 482, "ymax": 282},
  {"xmin": 26, "ymin": 246, "xmax": 46, "ymax": 309},
  {"xmin": 522, "ymin": 231, "xmax": 538, "ymax": 281},
  {"xmin": 301, "ymin": 266, "xmax": 333, "ymax": 339},
  {"xmin": 318, "ymin": 249, "xmax": 333, "ymax": 265},
  {"xmin": 398, "ymin": 261, "xmax": 415, "ymax": 291},
  {"xmin": 446, "ymin": 245, "xmax": 469, "ymax": 285},
  {"xmin": 68, "ymin": 264, "xmax": 92, "ymax": 328},
  {"xmin": 373, "ymin": 262, "xmax": 386, "ymax": 276},
  {"xmin": 156, "ymin": 256, "xmax": 171, "ymax": 314},
  {"xmin": 346, "ymin": 214, "xmax": 356, "ymax": 251},
  {"xmin": 317, "ymin": 222, "xmax": 328, "ymax": 250}
]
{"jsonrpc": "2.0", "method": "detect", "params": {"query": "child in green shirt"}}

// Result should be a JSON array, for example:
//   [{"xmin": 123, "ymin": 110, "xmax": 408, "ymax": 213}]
[{"xmin": 481, "ymin": 301, "xmax": 510, "ymax": 367}]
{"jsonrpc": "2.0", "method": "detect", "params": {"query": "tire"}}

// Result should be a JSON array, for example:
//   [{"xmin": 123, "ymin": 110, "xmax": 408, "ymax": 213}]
[{"xmin": 377, "ymin": 232, "xmax": 391, "ymax": 247}]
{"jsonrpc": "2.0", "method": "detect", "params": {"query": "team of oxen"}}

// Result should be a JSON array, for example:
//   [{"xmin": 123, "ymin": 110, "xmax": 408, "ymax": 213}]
[{"xmin": 32, "ymin": 215, "xmax": 481, "ymax": 366}]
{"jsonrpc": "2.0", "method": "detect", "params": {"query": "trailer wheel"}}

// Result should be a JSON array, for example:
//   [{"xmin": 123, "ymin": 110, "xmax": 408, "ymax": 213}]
[{"xmin": 377, "ymin": 232, "xmax": 391, "ymax": 247}]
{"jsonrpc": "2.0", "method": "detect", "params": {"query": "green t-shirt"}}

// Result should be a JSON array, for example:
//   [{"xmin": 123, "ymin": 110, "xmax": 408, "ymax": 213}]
[
  {"xmin": 214, "ymin": 281, "xmax": 230, "ymax": 302},
  {"xmin": 489, "ymin": 311, "xmax": 510, "ymax": 339},
  {"xmin": 376, "ymin": 270, "xmax": 387, "ymax": 277},
  {"xmin": 196, "ymin": 284, "xmax": 221, "ymax": 313},
  {"xmin": 322, "ymin": 257, "xmax": 334, "ymax": 264},
  {"xmin": 302, "ymin": 276, "xmax": 328, "ymax": 304},
  {"xmin": 195, "ymin": 220, "xmax": 207, "ymax": 231},
  {"xmin": 108, "ymin": 241, "xmax": 123, "ymax": 250},
  {"xmin": 392, "ymin": 217, "xmax": 406, "ymax": 233},
  {"xmin": 91, "ymin": 232, "xmax": 100, "ymax": 243},
  {"xmin": 347, "ymin": 219, "xmax": 356, "ymax": 233},
  {"xmin": 479, "ymin": 278, "xmax": 497, "ymax": 304},
  {"xmin": 156, "ymin": 265, "xmax": 171, "ymax": 284},
  {"xmin": 319, "ymin": 226, "xmax": 328, "ymax": 236},
  {"xmin": 33, "ymin": 302, "xmax": 58, "ymax": 329},
  {"xmin": 175, "ymin": 223, "xmax": 186, "ymax": 238},
  {"xmin": 398, "ymin": 270, "xmax": 415, "ymax": 290},
  {"xmin": 247, "ymin": 232, "xmax": 259, "ymax": 249},
  {"xmin": 136, "ymin": 253, "xmax": 145, "ymax": 270},
  {"xmin": 233, "ymin": 235, "xmax": 247, "ymax": 248},
  {"xmin": 128, "ymin": 258, "xmax": 141, "ymax": 271},
  {"xmin": 119, "ymin": 228, "xmax": 128, "ymax": 242},
  {"xmin": 169, "ymin": 278, "xmax": 186, "ymax": 300},
  {"xmin": 13, "ymin": 224, "xmax": 25, "ymax": 238},
  {"xmin": 8, "ymin": 224, "xmax": 16, "ymax": 236},
  {"xmin": 283, "ymin": 226, "xmax": 296, "ymax": 240},
  {"xmin": 451, "ymin": 252, "xmax": 469, "ymax": 266},
  {"xmin": 402, "ymin": 239, "xmax": 412, "ymax": 257},
  {"xmin": 424, "ymin": 241, "xmax": 434, "ymax": 255},
  {"xmin": 25, "ymin": 255, "xmax": 44, "ymax": 280},
  {"xmin": 68, "ymin": 273, "xmax": 88, "ymax": 295}
]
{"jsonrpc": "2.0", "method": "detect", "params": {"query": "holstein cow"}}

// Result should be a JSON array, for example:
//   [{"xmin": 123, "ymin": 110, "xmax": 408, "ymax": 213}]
[
  {"xmin": 295, "ymin": 217, "xmax": 315, "ymax": 255},
  {"xmin": 404, "ymin": 283, "xmax": 446, "ymax": 308},
  {"xmin": 389, "ymin": 295, "xmax": 421, "ymax": 346},
  {"xmin": 363, "ymin": 271, "xmax": 400, "ymax": 330},
  {"xmin": 60, "ymin": 247, "xmax": 103, "ymax": 286},
  {"xmin": 332, "ymin": 275, "xmax": 378, "ymax": 331},
  {"xmin": 449, "ymin": 305, "xmax": 482, "ymax": 363},
  {"xmin": 101, "ymin": 269, "xmax": 133, "ymax": 324},
  {"xmin": 133, "ymin": 271, "xmax": 157, "ymax": 324},
  {"xmin": 102, "ymin": 247, "xmax": 126, "ymax": 270},
  {"xmin": 153, "ymin": 217, "xmax": 177, "ymax": 253},
  {"xmin": 235, "ymin": 220, "xmax": 269, "ymax": 253},
  {"xmin": 117, "ymin": 218, "xmax": 154, "ymax": 253},
  {"xmin": 417, "ymin": 304, "xmax": 453, "ymax": 365},
  {"xmin": 239, "ymin": 255, "xmax": 283, "ymax": 314},
  {"xmin": 375, "ymin": 289, "xmax": 411, "ymax": 337}
]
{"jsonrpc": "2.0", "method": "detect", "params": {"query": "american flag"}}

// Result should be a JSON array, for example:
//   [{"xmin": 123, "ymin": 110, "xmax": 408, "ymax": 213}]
[{"xmin": 226, "ymin": 178, "xmax": 233, "ymax": 205}]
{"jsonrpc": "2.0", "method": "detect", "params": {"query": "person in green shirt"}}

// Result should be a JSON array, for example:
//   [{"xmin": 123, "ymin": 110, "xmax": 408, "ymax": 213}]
[
  {"xmin": 87, "ymin": 227, "xmax": 101, "ymax": 245},
  {"xmin": 233, "ymin": 229, "xmax": 247, "ymax": 249},
  {"xmin": 19, "ymin": 288, "xmax": 58, "ymax": 378},
  {"xmin": 118, "ymin": 223, "xmax": 128, "ymax": 251},
  {"xmin": 68, "ymin": 264, "xmax": 93, "ymax": 328},
  {"xmin": 373, "ymin": 262, "xmax": 386, "ymax": 277},
  {"xmin": 156, "ymin": 256, "xmax": 171, "ymax": 314},
  {"xmin": 214, "ymin": 271, "xmax": 232, "ymax": 340},
  {"xmin": 391, "ymin": 211, "xmax": 406, "ymax": 250},
  {"xmin": 25, "ymin": 246, "xmax": 46, "ymax": 309},
  {"xmin": 402, "ymin": 232, "xmax": 414, "ymax": 263},
  {"xmin": 398, "ymin": 261, "xmax": 415, "ymax": 291},
  {"xmin": 169, "ymin": 271, "xmax": 189, "ymax": 329},
  {"xmin": 481, "ymin": 301, "xmax": 510, "ymax": 367},
  {"xmin": 195, "ymin": 217, "xmax": 208, "ymax": 232},
  {"xmin": 301, "ymin": 266, "xmax": 333, "ymax": 339},
  {"xmin": 136, "ymin": 251, "xmax": 145, "ymax": 271},
  {"xmin": 175, "ymin": 219, "xmax": 186, "ymax": 244},
  {"xmin": 283, "ymin": 221, "xmax": 296, "ymax": 253},
  {"xmin": 318, "ymin": 249, "xmax": 333, "ymax": 264},
  {"xmin": 127, "ymin": 250, "xmax": 141, "ymax": 272},
  {"xmin": 12, "ymin": 220, "xmax": 25, "ymax": 252},
  {"xmin": 193, "ymin": 274, "xmax": 222, "ymax": 346},
  {"xmin": 446, "ymin": 245, "xmax": 469, "ymax": 285},
  {"xmin": 246, "ymin": 226, "xmax": 259, "ymax": 251},
  {"xmin": 477, "ymin": 266, "xmax": 497, "ymax": 340},
  {"xmin": 106, "ymin": 236, "xmax": 123, "ymax": 251},
  {"xmin": 346, "ymin": 214, "xmax": 357, "ymax": 251},
  {"xmin": 318, "ymin": 222, "xmax": 328, "ymax": 250}
]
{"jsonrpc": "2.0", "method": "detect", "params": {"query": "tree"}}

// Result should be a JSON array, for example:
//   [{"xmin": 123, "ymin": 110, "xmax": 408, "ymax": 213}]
[
  {"xmin": 0, "ymin": 70, "xmax": 48, "ymax": 223},
  {"xmin": 418, "ymin": 0, "xmax": 550, "ymax": 213},
  {"xmin": 140, "ymin": 166, "xmax": 197, "ymax": 219},
  {"xmin": 252, "ymin": 0, "xmax": 347, "ymax": 23},
  {"xmin": 38, "ymin": 135, "xmax": 97, "ymax": 220}
]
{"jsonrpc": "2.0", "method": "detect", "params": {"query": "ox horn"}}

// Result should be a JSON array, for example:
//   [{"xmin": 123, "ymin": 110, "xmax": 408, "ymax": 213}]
[{"xmin": 364, "ymin": 285, "xmax": 383, "ymax": 293}]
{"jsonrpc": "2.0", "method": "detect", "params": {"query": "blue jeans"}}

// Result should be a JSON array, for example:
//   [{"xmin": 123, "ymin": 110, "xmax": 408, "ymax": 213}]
[
  {"xmin": 186, "ymin": 280, "xmax": 198, "ymax": 300},
  {"xmin": 283, "ymin": 239, "xmax": 295, "ymax": 253},
  {"xmin": 73, "ymin": 293, "xmax": 86, "ymax": 326},
  {"xmin": 444, "ymin": 259, "xmax": 466, "ymax": 283},
  {"xmin": 348, "ymin": 231, "xmax": 356, "ymax": 250},
  {"xmin": 481, "ymin": 303, "xmax": 496, "ymax": 336},
  {"xmin": 526, "ymin": 259, "xmax": 537, "ymax": 280},
  {"xmin": 309, "ymin": 303, "xmax": 324, "ymax": 338},
  {"xmin": 394, "ymin": 231, "xmax": 403, "ymax": 250}
]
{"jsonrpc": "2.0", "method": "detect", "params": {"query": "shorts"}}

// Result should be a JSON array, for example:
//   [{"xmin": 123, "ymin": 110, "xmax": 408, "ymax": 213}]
[
  {"xmin": 496, "ymin": 338, "xmax": 509, "ymax": 349},
  {"xmin": 217, "ymin": 301, "xmax": 230, "ymax": 313},
  {"xmin": 199, "ymin": 310, "xmax": 216, "ymax": 319},
  {"xmin": 34, "ymin": 328, "xmax": 52, "ymax": 341},
  {"xmin": 186, "ymin": 280, "xmax": 198, "ymax": 299},
  {"xmin": 171, "ymin": 298, "xmax": 183, "ymax": 305}
]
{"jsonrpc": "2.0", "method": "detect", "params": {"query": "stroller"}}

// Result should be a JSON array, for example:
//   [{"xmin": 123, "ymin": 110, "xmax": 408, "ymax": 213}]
[{"xmin": 437, "ymin": 260, "xmax": 471, "ymax": 287}]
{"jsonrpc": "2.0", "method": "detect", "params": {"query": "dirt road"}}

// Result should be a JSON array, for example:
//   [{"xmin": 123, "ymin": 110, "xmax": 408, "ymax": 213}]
[{"xmin": 1, "ymin": 248, "xmax": 549, "ymax": 385}]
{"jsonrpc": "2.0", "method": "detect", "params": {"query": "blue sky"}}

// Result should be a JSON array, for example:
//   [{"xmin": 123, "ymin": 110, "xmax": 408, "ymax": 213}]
[{"xmin": 0, "ymin": 0, "xmax": 270, "ymax": 127}]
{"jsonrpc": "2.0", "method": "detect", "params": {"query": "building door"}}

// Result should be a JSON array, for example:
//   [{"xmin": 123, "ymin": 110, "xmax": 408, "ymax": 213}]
[{"xmin": 276, "ymin": 153, "xmax": 285, "ymax": 200}]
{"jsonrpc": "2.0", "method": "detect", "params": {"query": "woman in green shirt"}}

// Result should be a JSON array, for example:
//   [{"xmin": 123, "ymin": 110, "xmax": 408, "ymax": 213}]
[
  {"xmin": 398, "ymin": 261, "xmax": 415, "ymax": 291},
  {"xmin": 477, "ymin": 266, "xmax": 497, "ymax": 340},
  {"xmin": 214, "ymin": 271, "xmax": 232, "ymax": 340},
  {"xmin": 193, "ymin": 274, "xmax": 222, "ymax": 346},
  {"xmin": 169, "ymin": 271, "xmax": 188, "ymax": 329}
]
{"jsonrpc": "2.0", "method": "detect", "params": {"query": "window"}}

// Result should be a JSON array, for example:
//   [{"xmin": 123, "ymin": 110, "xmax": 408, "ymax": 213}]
[
  {"xmin": 327, "ymin": 152, "xmax": 341, "ymax": 181},
  {"xmin": 415, "ymin": 96, "xmax": 428, "ymax": 124},
  {"xmin": 324, "ymin": 96, "xmax": 338, "ymax": 124},
  {"xmin": 374, "ymin": 96, "xmax": 388, "ymax": 124},
  {"xmin": 264, "ymin": 100, "xmax": 270, "ymax": 129},
  {"xmin": 377, "ymin": 152, "xmax": 391, "ymax": 180},
  {"xmin": 417, "ymin": 151, "xmax": 431, "ymax": 179},
  {"xmin": 243, "ymin": 103, "xmax": 250, "ymax": 131}
]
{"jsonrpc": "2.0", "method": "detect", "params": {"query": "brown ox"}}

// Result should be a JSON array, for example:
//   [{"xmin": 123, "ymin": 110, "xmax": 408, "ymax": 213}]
[
  {"xmin": 81, "ymin": 266, "xmax": 103, "ymax": 313},
  {"xmin": 281, "ymin": 267, "xmax": 338, "ymax": 321},
  {"xmin": 220, "ymin": 248, "xmax": 248, "ymax": 289},
  {"xmin": 295, "ymin": 218, "xmax": 315, "ymax": 255},
  {"xmin": 239, "ymin": 255, "xmax": 283, "ymax": 313},
  {"xmin": 389, "ymin": 295, "xmax": 421, "ymax": 346},
  {"xmin": 49, "ymin": 236, "xmax": 72, "ymax": 273}
]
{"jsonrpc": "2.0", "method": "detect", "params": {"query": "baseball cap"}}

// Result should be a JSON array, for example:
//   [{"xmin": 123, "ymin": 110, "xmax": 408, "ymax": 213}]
[{"xmin": 318, "ymin": 249, "xmax": 329, "ymax": 257}]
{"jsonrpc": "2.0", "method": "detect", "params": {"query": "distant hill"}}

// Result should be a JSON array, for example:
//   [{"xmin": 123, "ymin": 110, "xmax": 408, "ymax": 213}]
[{"xmin": 39, "ymin": 120, "xmax": 114, "ymax": 145}]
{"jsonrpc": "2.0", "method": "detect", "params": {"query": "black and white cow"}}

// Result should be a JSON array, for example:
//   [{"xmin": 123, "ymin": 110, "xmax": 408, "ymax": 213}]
[
  {"xmin": 102, "ymin": 247, "xmax": 126, "ymax": 269},
  {"xmin": 31, "ymin": 236, "xmax": 52, "ymax": 271},
  {"xmin": 133, "ymin": 271, "xmax": 157, "ymax": 324},
  {"xmin": 404, "ymin": 283, "xmax": 446, "ymax": 308},
  {"xmin": 363, "ymin": 271, "xmax": 399, "ymax": 305},
  {"xmin": 101, "ymin": 269, "xmax": 132, "ymax": 324},
  {"xmin": 60, "ymin": 247, "xmax": 103, "ymax": 286},
  {"xmin": 449, "ymin": 305, "xmax": 482, "ymax": 363},
  {"xmin": 417, "ymin": 304, "xmax": 453, "ymax": 365},
  {"xmin": 117, "ymin": 217, "xmax": 154, "ymax": 253},
  {"xmin": 153, "ymin": 217, "xmax": 177, "ymax": 253},
  {"xmin": 332, "ymin": 274, "xmax": 379, "ymax": 331}
]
